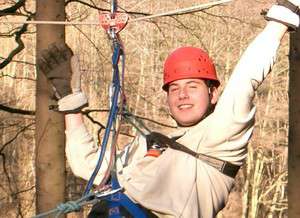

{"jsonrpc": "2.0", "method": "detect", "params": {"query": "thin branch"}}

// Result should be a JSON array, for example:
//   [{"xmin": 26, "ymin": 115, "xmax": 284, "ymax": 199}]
[
  {"xmin": 0, "ymin": 73, "xmax": 36, "ymax": 81},
  {"xmin": 0, "ymin": 104, "xmax": 35, "ymax": 115},
  {"xmin": 0, "ymin": 0, "xmax": 26, "ymax": 16},
  {"xmin": 0, "ymin": 56, "xmax": 35, "ymax": 66},
  {"xmin": 0, "ymin": 122, "xmax": 35, "ymax": 154},
  {"xmin": 83, "ymin": 109, "xmax": 176, "ymax": 128},
  {"xmin": 0, "ymin": 153, "xmax": 12, "ymax": 193},
  {"xmin": 83, "ymin": 110, "xmax": 106, "ymax": 129},
  {"xmin": 0, "ymin": 22, "xmax": 29, "ymax": 69},
  {"xmin": 202, "ymin": 11, "xmax": 264, "ymax": 29},
  {"xmin": 11, "ymin": 185, "xmax": 35, "ymax": 198},
  {"xmin": 65, "ymin": 0, "xmax": 151, "ymax": 16},
  {"xmin": 0, "ymin": 0, "xmax": 34, "ymax": 69}
]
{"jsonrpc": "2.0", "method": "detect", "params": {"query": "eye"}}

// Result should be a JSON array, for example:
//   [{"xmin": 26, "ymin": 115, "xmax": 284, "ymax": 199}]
[
  {"xmin": 188, "ymin": 84, "xmax": 198, "ymax": 89},
  {"xmin": 169, "ymin": 86, "xmax": 179, "ymax": 92}
]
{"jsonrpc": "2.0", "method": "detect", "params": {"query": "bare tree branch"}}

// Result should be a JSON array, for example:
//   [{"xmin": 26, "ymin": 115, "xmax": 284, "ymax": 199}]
[
  {"xmin": 0, "ymin": 22, "xmax": 29, "ymax": 69},
  {"xmin": 0, "ymin": 0, "xmax": 26, "ymax": 16},
  {"xmin": 83, "ymin": 109, "xmax": 176, "ymax": 128},
  {"xmin": 0, "ymin": 153, "xmax": 12, "ymax": 193},
  {"xmin": 65, "ymin": 0, "xmax": 151, "ymax": 17},
  {"xmin": 0, "ymin": 104, "xmax": 35, "ymax": 116},
  {"xmin": 202, "ymin": 10, "xmax": 263, "ymax": 29},
  {"xmin": 0, "ymin": 56, "xmax": 35, "ymax": 66},
  {"xmin": 0, "ymin": 122, "xmax": 35, "ymax": 154},
  {"xmin": 0, "ymin": 72, "xmax": 36, "ymax": 81},
  {"xmin": 11, "ymin": 185, "xmax": 35, "ymax": 198},
  {"xmin": 0, "ymin": 0, "xmax": 34, "ymax": 70}
]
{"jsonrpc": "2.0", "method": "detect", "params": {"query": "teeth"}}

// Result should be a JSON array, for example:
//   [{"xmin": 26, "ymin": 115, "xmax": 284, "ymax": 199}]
[{"xmin": 178, "ymin": 104, "xmax": 192, "ymax": 109}]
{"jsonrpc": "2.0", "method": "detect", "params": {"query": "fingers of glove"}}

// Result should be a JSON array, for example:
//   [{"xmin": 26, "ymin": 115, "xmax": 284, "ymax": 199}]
[
  {"xmin": 37, "ymin": 56, "xmax": 51, "ymax": 74},
  {"xmin": 42, "ymin": 49, "xmax": 60, "ymax": 69},
  {"xmin": 55, "ymin": 42, "xmax": 73, "ymax": 62},
  {"xmin": 47, "ymin": 43, "xmax": 63, "ymax": 64},
  {"xmin": 70, "ymin": 55, "xmax": 81, "ymax": 92},
  {"xmin": 51, "ymin": 78, "xmax": 72, "ymax": 98}
]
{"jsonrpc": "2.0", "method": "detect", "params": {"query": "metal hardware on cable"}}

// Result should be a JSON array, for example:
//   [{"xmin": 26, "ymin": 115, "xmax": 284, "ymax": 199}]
[{"xmin": 99, "ymin": 0, "xmax": 128, "ymax": 36}]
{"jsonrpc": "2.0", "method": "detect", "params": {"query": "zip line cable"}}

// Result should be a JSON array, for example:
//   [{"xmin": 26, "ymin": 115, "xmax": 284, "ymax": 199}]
[{"xmin": 0, "ymin": 0, "xmax": 232, "ymax": 25}]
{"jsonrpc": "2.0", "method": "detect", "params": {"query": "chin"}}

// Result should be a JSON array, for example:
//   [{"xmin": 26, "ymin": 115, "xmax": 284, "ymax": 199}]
[{"xmin": 176, "ymin": 119, "xmax": 200, "ymax": 127}]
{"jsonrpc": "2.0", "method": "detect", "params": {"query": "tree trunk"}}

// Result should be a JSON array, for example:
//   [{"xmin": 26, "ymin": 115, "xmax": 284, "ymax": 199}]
[
  {"xmin": 35, "ymin": 0, "xmax": 66, "ymax": 215},
  {"xmin": 289, "ymin": 31, "xmax": 300, "ymax": 217}
]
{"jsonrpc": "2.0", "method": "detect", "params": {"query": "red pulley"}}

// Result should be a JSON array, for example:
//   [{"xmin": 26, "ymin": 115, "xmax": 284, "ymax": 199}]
[{"xmin": 99, "ymin": 12, "xmax": 129, "ymax": 33}]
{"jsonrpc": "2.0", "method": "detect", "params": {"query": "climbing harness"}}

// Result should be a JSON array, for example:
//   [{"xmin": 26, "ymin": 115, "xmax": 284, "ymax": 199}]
[{"xmin": 123, "ymin": 110, "xmax": 240, "ymax": 179}]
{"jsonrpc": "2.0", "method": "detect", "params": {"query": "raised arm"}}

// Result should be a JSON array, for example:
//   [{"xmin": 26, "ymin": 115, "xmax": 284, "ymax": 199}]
[
  {"xmin": 37, "ymin": 44, "xmax": 107, "ymax": 183},
  {"xmin": 214, "ymin": 1, "xmax": 299, "ymax": 122}
]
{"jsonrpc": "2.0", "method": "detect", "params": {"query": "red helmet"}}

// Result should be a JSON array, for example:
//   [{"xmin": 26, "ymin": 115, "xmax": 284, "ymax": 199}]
[{"xmin": 163, "ymin": 46, "xmax": 220, "ymax": 91}]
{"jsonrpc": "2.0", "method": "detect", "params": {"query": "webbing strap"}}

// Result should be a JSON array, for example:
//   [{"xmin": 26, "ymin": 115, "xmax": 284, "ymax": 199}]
[{"xmin": 146, "ymin": 132, "xmax": 240, "ymax": 178}]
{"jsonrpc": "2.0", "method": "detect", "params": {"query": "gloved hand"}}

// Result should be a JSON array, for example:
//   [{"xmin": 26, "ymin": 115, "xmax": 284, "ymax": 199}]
[
  {"xmin": 37, "ymin": 42, "xmax": 88, "ymax": 113},
  {"xmin": 265, "ymin": 0, "xmax": 300, "ymax": 30}
]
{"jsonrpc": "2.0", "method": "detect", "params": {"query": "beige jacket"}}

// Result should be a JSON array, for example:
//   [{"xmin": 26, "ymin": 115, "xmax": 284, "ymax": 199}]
[{"xmin": 66, "ymin": 28, "xmax": 280, "ymax": 217}]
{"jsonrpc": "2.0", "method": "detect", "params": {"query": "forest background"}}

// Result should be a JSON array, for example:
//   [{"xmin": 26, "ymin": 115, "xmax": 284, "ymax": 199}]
[{"xmin": 0, "ymin": 0, "xmax": 289, "ymax": 217}]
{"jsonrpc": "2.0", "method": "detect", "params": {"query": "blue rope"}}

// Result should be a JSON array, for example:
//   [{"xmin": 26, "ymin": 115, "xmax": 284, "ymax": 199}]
[
  {"xmin": 83, "ymin": 42, "xmax": 122, "ymax": 195},
  {"xmin": 82, "ymin": 2, "xmax": 148, "ymax": 216}
]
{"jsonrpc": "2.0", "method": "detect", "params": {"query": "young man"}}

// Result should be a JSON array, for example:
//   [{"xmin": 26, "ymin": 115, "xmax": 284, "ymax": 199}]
[{"xmin": 37, "ymin": 1, "xmax": 299, "ymax": 217}]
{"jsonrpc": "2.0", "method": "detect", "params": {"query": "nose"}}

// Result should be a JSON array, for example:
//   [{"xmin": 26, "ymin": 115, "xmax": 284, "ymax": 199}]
[{"xmin": 178, "ymin": 87, "xmax": 189, "ymax": 99}]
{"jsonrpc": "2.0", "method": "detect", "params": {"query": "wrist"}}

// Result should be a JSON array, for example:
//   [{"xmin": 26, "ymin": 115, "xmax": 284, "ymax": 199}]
[
  {"xmin": 58, "ymin": 92, "xmax": 88, "ymax": 113},
  {"xmin": 65, "ymin": 113, "xmax": 85, "ymax": 131}
]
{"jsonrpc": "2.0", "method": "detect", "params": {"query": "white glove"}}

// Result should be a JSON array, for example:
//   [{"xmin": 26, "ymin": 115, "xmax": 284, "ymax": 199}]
[
  {"xmin": 57, "ymin": 55, "xmax": 88, "ymax": 113},
  {"xmin": 266, "ymin": 0, "xmax": 300, "ymax": 30}
]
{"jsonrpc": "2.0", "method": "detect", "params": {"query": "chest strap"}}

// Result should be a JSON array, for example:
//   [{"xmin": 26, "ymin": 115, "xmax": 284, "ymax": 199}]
[{"xmin": 146, "ymin": 132, "xmax": 240, "ymax": 178}]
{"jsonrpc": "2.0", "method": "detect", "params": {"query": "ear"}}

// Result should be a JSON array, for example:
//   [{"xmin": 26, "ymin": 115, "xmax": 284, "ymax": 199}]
[{"xmin": 209, "ymin": 86, "xmax": 219, "ymax": 105}]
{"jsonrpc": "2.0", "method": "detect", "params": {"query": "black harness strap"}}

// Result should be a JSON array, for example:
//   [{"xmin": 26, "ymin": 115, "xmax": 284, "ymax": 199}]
[{"xmin": 146, "ymin": 132, "xmax": 240, "ymax": 178}]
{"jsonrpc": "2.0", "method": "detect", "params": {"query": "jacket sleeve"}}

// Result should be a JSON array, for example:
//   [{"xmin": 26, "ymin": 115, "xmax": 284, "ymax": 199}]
[
  {"xmin": 65, "ymin": 123, "xmax": 109, "ymax": 184},
  {"xmin": 214, "ymin": 28, "xmax": 281, "ymax": 122},
  {"xmin": 193, "ymin": 27, "xmax": 282, "ymax": 164}
]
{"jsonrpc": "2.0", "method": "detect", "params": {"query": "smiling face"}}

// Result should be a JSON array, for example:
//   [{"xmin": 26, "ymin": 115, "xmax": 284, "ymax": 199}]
[{"xmin": 167, "ymin": 78, "xmax": 218, "ymax": 127}]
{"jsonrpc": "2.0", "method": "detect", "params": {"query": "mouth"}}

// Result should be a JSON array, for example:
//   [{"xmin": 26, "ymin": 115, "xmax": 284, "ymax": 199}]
[{"xmin": 178, "ymin": 104, "xmax": 193, "ymax": 110}]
